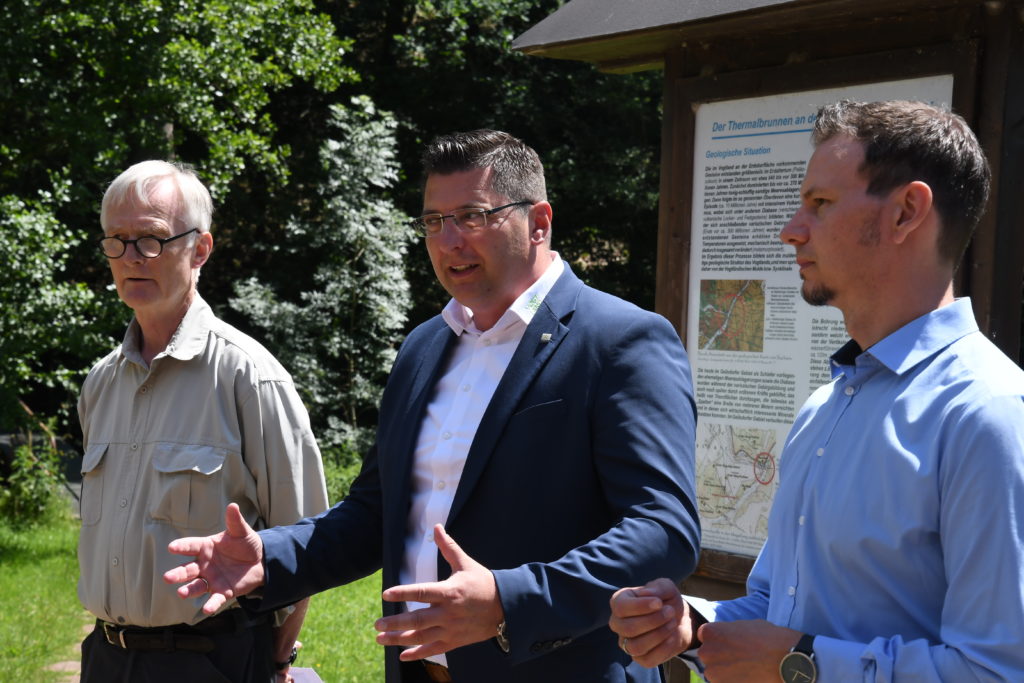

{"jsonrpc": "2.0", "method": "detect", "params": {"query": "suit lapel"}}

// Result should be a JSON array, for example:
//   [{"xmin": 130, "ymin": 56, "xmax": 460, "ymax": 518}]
[{"xmin": 445, "ymin": 268, "xmax": 582, "ymax": 526}]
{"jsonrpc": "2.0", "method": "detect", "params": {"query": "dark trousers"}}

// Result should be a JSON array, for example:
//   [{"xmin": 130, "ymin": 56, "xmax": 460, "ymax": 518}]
[{"xmin": 81, "ymin": 617, "xmax": 275, "ymax": 683}]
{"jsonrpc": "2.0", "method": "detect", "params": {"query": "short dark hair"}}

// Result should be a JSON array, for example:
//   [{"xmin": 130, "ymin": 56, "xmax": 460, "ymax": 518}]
[
  {"xmin": 812, "ymin": 100, "xmax": 990, "ymax": 266},
  {"xmin": 421, "ymin": 129, "xmax": 547, "ymax": 204}
]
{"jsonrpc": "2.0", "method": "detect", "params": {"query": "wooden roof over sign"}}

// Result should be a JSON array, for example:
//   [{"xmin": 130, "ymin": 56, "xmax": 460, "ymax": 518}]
[{"xmin": 511, "ymin": 0, "xmax": 983, "ymax": 73}]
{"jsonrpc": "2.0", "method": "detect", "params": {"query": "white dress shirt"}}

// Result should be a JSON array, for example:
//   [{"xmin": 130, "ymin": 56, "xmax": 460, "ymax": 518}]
[{"xmin": 401, "ymin": 254, "xmax": 563, "ymax": 664}]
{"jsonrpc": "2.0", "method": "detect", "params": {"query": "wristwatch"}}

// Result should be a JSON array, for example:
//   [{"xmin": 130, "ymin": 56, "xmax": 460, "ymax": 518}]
[
  {"xmin": 779, "ymin": 633, "xmax": 816, "ymax": 683},
  {"xmin": 275, "ymin": 646, "xmax": 298, "ymax": 671}
]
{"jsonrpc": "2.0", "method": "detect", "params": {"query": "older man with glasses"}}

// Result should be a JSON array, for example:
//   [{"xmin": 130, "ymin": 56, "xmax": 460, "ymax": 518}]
[{"xmin": 78, "ymin": 160, "xmax": 328, "ymax": 683}]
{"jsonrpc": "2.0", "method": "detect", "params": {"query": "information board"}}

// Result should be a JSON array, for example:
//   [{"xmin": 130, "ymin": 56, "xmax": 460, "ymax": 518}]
[{"xmin": 687, "ymin": 75, "xmax": 954, "ymax": 556}]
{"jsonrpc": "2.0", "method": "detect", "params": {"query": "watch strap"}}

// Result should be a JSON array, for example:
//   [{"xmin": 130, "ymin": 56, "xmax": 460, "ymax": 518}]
[
  {"xmin": 792, "ymin": 632, "xmax": 816, "ymax": 656},
  {"xmin": 275, "ymin": 646, "xmax": 298, "ymax": 671}
]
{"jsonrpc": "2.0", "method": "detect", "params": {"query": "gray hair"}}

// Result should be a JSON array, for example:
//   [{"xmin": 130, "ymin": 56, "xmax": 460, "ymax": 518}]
[{"xmin": 101, "ymin": 160, "xmax": 213, "ymax": 234}]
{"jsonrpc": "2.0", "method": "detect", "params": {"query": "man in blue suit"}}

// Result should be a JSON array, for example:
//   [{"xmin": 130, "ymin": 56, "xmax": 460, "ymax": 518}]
[{"xmin": 165, "ymin": 129, "xmax": 700, "ymax": 682}]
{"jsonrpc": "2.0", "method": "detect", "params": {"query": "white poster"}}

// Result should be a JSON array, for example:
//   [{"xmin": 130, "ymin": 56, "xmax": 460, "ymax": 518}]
[{"xmin": 689, "ymin": 76, "xmax": 954, "ymax": 556}]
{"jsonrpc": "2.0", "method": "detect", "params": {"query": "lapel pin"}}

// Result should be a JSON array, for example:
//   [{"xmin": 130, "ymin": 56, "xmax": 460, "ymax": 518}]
[{"xmin": 540, "ymin": 333, "xmax": 552, "ymax": 343}]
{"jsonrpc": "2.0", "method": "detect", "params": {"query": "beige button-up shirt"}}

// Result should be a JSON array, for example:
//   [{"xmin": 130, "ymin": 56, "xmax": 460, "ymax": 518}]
[{"xmin": 77, "ymin": 295, "xmax": 328, "ymax": 627}]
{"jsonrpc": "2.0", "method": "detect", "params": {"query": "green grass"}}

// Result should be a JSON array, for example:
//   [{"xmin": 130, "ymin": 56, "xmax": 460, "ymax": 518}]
[
  {"xmin": 0, "ymin": 510, "xmax": 386, "ymax": 682},
  {"xmin": 0, "ymin": 512, "xmax": 91, "ymax": 682},
  {"xmin": 299, "ymin": 571, "xmax": 386, "ymax": 681}
]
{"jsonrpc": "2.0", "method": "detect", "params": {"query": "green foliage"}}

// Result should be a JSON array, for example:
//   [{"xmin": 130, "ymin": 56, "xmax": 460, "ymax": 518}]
[
  {"xmin": 300, "ymin": 570, "xmax": 385, "ymax": 681},
  {"xmin": 0, "ymin": 514, "xmax": 86, "ymax": 681},
  {"xmin": 0, "ymin": 0, "xmax": 352, "ymax": 200},
  {"xmin": 322, "ymin": 445, "xmax": 367, "ymax": 506},
  {"xmin": 0, "ymin": 441, "xmax": 66, "ymax": 527},
  {"xmin": 232, "ymin": 98, "xmax": 414, "ymax": 453},
  {"xmin": 0, "ymin": 176, "xmax": 115, "ymax": 429}
]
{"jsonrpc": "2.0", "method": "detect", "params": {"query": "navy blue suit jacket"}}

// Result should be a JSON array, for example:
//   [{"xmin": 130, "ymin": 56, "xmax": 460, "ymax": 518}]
[{"xmin": 257, "ymin": 266, "xmax": 700, "ymax": 682}]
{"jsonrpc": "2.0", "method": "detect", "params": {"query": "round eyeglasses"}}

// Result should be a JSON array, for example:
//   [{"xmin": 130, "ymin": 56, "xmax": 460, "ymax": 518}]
[
  {"xmin": 99, "ymin": 228, "xmax": 199, "ymax": 259},
  {"xmin": 410, "ymin": 201, "xmax": 532, "ymax": 237}
]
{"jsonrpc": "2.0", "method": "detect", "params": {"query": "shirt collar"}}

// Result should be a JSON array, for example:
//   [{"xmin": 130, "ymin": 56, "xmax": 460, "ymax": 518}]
[
  {"xmin": 830, "ymin": 298, "xmax": 979, "ymax": 378},
  {"xmin": 120, "ymin": 295, "xmax": 212, "ymax": 366},
  {"xmin": 441, "ymin": 253, "xmax": 564, "ymax": 336}
]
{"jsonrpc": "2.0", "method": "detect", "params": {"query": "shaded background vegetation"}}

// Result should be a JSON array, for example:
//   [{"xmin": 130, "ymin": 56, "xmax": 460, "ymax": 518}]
[{"xmin": 1, "ymin": 0, "xmax": 663, "ymax": 506}]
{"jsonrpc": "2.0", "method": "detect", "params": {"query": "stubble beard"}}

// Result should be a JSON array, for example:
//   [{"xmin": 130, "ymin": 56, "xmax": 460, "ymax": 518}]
[{"xmin": 801, "ymin": 280, "xmax": 835, "ymax": 306}]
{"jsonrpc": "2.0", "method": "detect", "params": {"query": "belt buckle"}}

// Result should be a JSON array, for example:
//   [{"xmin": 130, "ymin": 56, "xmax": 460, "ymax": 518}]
[{"xmin": 102, "ymin": 622, "xmax": 128, "ymax": 649}]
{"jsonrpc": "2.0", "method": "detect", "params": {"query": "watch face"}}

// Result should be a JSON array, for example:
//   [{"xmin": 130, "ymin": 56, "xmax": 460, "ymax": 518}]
[{"xmin": 780, "ymin": 651, "xmax": 816, "ymax": 683}]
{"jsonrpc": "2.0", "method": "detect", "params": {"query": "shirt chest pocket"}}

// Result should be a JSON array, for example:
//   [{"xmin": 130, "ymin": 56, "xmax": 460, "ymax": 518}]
[
  {"xmin": 149, "ymin": 444, "xmax": 228, "ymax": 532},
  {"xmin": 79, "ymin": 443, "xmax": 109, "ymax": 526}
]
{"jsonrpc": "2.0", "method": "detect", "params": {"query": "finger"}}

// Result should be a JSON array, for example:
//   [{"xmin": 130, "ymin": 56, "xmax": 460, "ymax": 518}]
[
  {"xmin": 223, "ymin": 503, "xmax": 252, "ymax": 538},
  {"xmin": 628, "ymin": 614, "xmax": 688, "ymax": 668},
  {"xmin": 610, "ymin": 602, "xmax": 675, "ymax": 638},
  {"xmin": 166, "ymin": 538, "xmax": 206, "ymax": 557},
  {"xmin": 381, "ymin": 581, "xmax": 448, "ymax": 605},
  {"xmin": 375, "ymin": 625, "xmax": 442, "ymax": 648},
  {"xmin": 610, "ymin": 589, "xmax": 665, "ymax": 619},
  {"xmin": 625, "ymin": 610, "xmax": 677, "ymax": 655},
  {"xmin": 375, "ymin": 607, "xmax": 437, "ymax": 633},
  {"xmin": 163, "ymin": 561, "xmax": 201, "ymax": 585},
  {"xmin": 642, "ymin": 577, "xmax": 683, "ymax": 601},
  {"xmin": 432, "ymin": 524, "xmax": 471, "ymax": 572},
  {"xmin": 174, "ymin": 577, "xmax": 211, "ymax": 599},
  {"xmin": 200, "ymin": 592, "xmax": 228, "ymax": 615},
  {"xmin": 396, "ymin": 638, "xmax": 450, "ymax": 661}
]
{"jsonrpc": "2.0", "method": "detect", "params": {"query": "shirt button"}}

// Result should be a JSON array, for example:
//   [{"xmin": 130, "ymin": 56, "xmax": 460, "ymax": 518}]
[
  {"xmin": 119, "ymin": 499, "xmax": 128, "ymax": 508},
  {"xmin": 140, "ymin": 385, "xmax": 149, "ymax": 394},
  {"xmin": 787, "ymin": 586, "xmax": 796, "ymax": 596},
  {"xmin": 844, "ymin": 385, "xmax": 856, "ymax": 396},
  {"xmin": 798, "ymin": 515, "xmax": 806, "ymax": 526},
  {"xmin": 130, "ymin": 443, "xmax": 139, "ymax": 451},
  {"xmin": 816, "ymin": 447, "xmax": 824, "ymax": 457},
  {"xmin": 462, "ymin": 384, "xmax": 471, "ymax": 392},
  {"xmin": 483, "ymin": 339, "xmax": 492, "ymax": 347},
  {"xmin": 442, "ymin": 431, "xmax": 452, "ymax": 440},
  {"xmin": 112, "ymin": 557, "xmax": 119, "ymax": 566},
  {"xmin": 437, "ymin": 481, "xmax": 446, "ymax": 490}
]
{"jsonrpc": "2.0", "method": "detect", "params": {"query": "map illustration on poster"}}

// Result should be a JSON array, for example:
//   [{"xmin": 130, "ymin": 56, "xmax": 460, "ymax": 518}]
[{"xmin": 688, "ymin": 75, "xmax": 954, "ymax": 557}]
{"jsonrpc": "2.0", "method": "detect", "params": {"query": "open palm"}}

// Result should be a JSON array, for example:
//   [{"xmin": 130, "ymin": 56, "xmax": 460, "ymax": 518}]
[{"xmin": 163, "ymin": 503, "xmax": 267, "ymax": 614}]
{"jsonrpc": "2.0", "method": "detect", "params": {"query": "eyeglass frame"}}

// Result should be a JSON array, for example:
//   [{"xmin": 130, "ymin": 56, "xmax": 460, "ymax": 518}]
[
  {"xmin": 410, "ymin": 201, "xmax": 533, "ymax": 237},
  {"xmin": 99, "ymin": 228, "xmax": 200, "ymax": 259}
]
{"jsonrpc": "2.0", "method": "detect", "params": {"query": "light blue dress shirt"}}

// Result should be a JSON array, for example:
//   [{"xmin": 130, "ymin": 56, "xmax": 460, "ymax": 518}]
[{"xmin": 703, "ymin": 298, "xmax": 1024, "ymax": 681}]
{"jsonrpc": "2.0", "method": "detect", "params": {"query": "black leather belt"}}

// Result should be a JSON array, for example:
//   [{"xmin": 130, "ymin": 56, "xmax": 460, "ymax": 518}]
[
  {"xmin": 422, "ymin": 660, "xmax": 453, "ymax": 682},
  {"xmin": 99, "ymin": 610, "xmax": 264, "ymax": 653}
]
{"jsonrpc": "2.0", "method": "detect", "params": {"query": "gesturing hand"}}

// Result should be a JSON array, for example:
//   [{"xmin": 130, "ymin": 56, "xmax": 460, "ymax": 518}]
[
  {"xmin": 162, "ymin": 503, "xmax": 266, "ymax": 614},
  {"xmin": 609, "ymin": 578, "xmax": 694, "ymax": 668},
  {"xmin": 375, "ymin": 524, "xmax": 504, "ymax": 661}
]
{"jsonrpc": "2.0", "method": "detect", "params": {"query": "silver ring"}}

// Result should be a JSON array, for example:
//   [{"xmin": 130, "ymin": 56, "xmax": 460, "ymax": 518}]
[
  {"xmin": 198, "ymin": 577, "xmax": 211, "ymax": 594},
  {"xmin": 620, "ymin": 637, "xmax": 631, "ymax": 655}
]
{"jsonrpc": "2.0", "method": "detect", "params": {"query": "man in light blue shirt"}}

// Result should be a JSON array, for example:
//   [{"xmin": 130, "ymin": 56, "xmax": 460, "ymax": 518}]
[{"xmin": 609, "ymin": 99, "xmax": 1024, "ymax": 682}]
